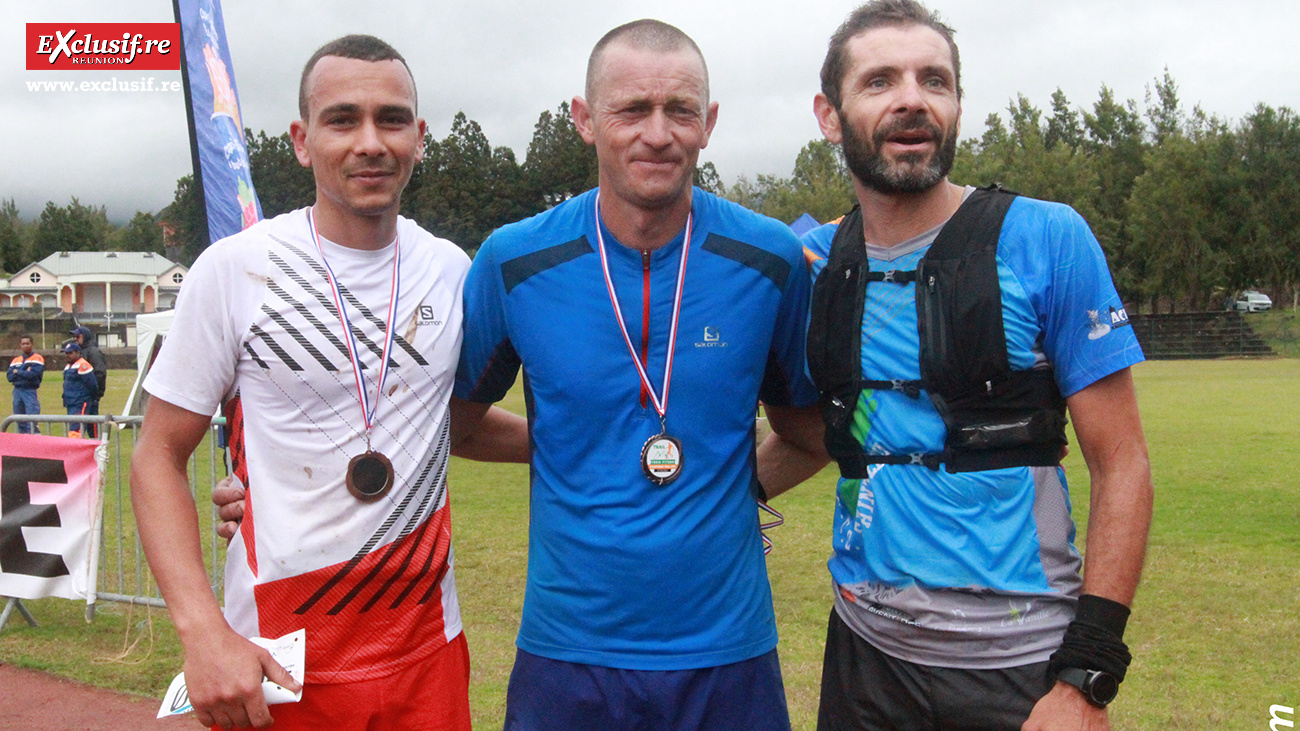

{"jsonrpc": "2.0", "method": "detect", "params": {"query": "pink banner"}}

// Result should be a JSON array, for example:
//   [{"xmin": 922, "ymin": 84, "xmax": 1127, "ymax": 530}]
[{"xmin": 0, "ymin": 433, "xmax": 101, "ymax": 600}]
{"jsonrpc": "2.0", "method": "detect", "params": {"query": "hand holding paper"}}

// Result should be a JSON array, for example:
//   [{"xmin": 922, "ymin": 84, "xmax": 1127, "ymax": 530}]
[{"xmin": 158, "ymin": 629, "xmax": 305, "ymax": 724}]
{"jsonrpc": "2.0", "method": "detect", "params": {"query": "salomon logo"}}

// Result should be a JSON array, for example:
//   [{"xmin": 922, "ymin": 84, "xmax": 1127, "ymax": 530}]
[
  {"xmin": 417, "ymin": 305, "xmax": 442, "ymax": 327},
  {"xmin": 695, "ymin": 326, "xmax": 727, "ymax": 348}
]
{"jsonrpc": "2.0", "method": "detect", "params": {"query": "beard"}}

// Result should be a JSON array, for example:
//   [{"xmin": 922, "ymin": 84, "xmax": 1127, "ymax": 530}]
[{"xmin": 840, "ymin": 109, "xmax": 957, "ymax": 195}]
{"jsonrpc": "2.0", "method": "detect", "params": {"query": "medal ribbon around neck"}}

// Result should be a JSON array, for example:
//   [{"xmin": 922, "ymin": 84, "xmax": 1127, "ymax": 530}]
[
  {"xmin": 306, "ymin": 207, "xmax": 402, "ymax": 445},
  {"xmin": 593, "ymin": 193, "xmax": 692, "ymax": 424}
]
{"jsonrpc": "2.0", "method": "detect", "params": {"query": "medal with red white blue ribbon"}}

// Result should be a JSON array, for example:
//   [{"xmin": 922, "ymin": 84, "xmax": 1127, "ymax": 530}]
[
  {"xmin": 593, "ymin": 193, "xmax": 690, "ymax": 486},
  {"xmin": 307, "ymin": 207, "xmax": 401, "ymax": 502}
]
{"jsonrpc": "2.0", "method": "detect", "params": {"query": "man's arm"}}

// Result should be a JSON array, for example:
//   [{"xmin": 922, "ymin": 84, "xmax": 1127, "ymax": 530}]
[
  {"xmin": 448, "ymin": 396, "xmax": 530, "ymax": 463},
  {"xmin": 215, "ymin": 396, "xmax": 531, "ymax": 539},
  {"xmin": 1023, "ymin": 366, "xmax": 1153, "ymax": 731},
  {"xmin": 77, "ymin": 369, "xmax": 99, "ymax": 397},
  {"xmin": 756, "ymin": 404, "xmax": 830, "ymax": 500},
  {"xmin": 1068, "ymin": 367, "xmax": 1153, "ymax": 604},
  {"xmin": 131, "ymin": 396, "xmax": 298, "ymax": 730}
]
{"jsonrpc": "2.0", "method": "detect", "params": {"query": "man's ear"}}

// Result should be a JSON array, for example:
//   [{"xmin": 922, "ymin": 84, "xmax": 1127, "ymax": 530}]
[
  {"xmin": 699, "ymin": 100, "xmax": 720, "ymax": 150},
  {"xmin": 813, "ymin": 93, "xmax": 843, "ymax": 145},
  {"xmin": 290, "ymin": 119, "xmax": 312, "ymax": 168},
  {"xmin": 572, "ymin": 95, "xmax": 597, "ymax": 145}
]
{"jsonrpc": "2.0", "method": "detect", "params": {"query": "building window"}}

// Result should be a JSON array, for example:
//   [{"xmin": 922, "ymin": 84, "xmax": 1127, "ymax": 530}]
[
  {"xmin": 29, "ymin": 272, "xmax": 41, "ymax": 284},
  {"xmin": 172, "ymin": 272, "xmax": 184, "ymax": 284}
]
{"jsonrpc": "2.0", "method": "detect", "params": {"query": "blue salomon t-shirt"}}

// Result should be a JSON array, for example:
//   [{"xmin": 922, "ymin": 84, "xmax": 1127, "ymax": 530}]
[
  {"xmin": 802, "ymin": 192, "xmax": 1144, "ymax": 669},
  {"xmin": 457, "ymin": 187, "xmax": 817, "ymax": 670}
]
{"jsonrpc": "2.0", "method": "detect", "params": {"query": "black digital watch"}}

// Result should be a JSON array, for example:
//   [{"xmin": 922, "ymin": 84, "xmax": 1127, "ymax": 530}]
[{"xmin": 1056, "ymin": 667, "xmax": 1120, "ymax": 708}]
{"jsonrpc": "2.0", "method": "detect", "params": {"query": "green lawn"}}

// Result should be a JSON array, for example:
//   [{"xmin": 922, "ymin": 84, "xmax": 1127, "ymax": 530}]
[
  {"xmin": 2, "ymin": 360, "xmax": 1297, "ymax": 729},
  {"xmin": 1246, "ymin": 308, "xmax": 1299, "ymax": 358}
]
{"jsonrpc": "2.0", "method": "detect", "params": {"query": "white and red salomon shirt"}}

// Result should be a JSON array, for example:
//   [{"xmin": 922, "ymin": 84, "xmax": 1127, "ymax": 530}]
[{"xmin": 145, "ymin": 209, "xmax": 468, "ymax": 683}]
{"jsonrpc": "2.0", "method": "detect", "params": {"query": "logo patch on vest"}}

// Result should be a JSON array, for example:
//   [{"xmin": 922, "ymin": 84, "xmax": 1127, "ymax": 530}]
[
  {"xmin": 1086, "ymin": 306, "xmax": 1131, "ymax": 340},
  {"xmin": 1108, "ymin": 306, "xmax": 1131, "ymax": 329}
]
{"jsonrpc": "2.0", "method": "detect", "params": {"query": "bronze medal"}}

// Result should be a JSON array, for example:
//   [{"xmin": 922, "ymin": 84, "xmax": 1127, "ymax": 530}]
[
  {"xmin": 346, "ymin": 450, "xmax": 395, "ymax": 501},
  {"xmin": 641, "ymin": 433, "xmax": 684, "ymax": 486},
  {"xmin": 309, "ymin": 208, "xmax": 404, "ymax": 505}
]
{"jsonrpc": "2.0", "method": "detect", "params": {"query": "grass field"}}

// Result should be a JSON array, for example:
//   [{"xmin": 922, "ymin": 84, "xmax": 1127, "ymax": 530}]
[
  {"xmin": 1, "ymin": 360, "xmax": 1297, "ymax": 729},
  {"xmin": 1247, "ymin": 308, "xmax": 1299, "ymax": 358}
]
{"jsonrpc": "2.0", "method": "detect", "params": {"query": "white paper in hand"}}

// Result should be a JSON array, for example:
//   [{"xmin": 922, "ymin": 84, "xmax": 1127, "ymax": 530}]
[{"xmin": 157, "ymin": 629, "xmax": 306, "ymax": 719}]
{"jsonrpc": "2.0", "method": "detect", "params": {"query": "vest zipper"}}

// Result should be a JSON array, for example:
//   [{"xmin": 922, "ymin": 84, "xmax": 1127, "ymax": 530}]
[{"xmin": 921, "ymin": 270, "xmax": 948, "ymax": 367}]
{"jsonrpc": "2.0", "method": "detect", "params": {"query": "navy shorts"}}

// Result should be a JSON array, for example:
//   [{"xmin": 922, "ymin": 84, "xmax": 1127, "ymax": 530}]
[{"xmin": 504, "ymin": 647, "xmax": 792, "ymax": 731}]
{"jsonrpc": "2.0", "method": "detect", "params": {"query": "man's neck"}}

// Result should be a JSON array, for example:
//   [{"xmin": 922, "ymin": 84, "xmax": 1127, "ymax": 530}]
[
  {"xmin": 853, "ymin": 178, "xmax": 965, "ymax": 247},
  {"xmin": 597, "ymin": 188, "xmax": 693, "ymax": 252},
  {"xmin": 311, "ymin": 202, "xmax": 399, "ymax": 251}
]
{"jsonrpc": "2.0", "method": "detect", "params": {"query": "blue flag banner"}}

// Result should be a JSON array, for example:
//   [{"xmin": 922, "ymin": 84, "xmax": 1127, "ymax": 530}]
[{"xmin": 174, "ymin": 0, "xmax": 261, "ymax": 245}]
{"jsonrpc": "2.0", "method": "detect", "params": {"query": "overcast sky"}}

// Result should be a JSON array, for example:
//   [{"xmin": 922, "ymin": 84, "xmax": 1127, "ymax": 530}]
[{"xmin": 5, "ymin": 0, "xmax": 1299, "ymax": 223}]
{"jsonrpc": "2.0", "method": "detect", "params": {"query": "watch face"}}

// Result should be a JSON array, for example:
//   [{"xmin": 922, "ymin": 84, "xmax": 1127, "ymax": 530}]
[{"xmin": 1088, "ymin": 671, "xmax": 1119, "ymax": 705}]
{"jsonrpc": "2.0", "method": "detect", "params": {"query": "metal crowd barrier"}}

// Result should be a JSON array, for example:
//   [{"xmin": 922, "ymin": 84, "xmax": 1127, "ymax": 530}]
[{"xmin": 1, "ymin": 413, "xmax": 226, "ymax": 625}]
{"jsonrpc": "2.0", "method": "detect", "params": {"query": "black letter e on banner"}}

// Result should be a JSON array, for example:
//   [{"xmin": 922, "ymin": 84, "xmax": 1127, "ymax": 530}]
[{"xmin": 0, "ymin": 456, "xmax": 70, "ymax": 578}]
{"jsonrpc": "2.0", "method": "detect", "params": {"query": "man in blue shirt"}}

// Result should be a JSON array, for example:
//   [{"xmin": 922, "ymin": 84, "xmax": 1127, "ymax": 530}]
[
  {"xmin": 455, "ymin": 19, "xmax": 824, "ymax": 731},
  {"xmin": 61, "ymin": 342, "xmax": 97, "ymax": 439},
  {"xmin": 8, "ymin": 335, "xmax": 44, "ymax": 434},
  {"xmin": 775, "ymin": 2, "xmax": 1155, "ymax": 729}
]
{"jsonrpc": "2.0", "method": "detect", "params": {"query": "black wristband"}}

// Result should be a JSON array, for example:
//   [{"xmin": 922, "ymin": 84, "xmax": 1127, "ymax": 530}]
[
  {"xmin": 1075, "ymin": 594, "xmax": 1130, "ymax": 638},
  {"xmin": 1048, "ymin": 594, "xmax": 1133, "ymax": 683}
]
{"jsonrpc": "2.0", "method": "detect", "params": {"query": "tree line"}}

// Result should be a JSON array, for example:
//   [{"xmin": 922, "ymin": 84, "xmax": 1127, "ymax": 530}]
[
  {"xmin": 949, "ymin": 73, "xmax": 1299, "ymax": 313},
  {"xmin": 0, "ymin": 198, "xmax": 164, "ymax": 274},
  {"xmin": 3, "ymin": 74, "xmax": 1295, "ymax": 312},
  {"xmin": 726, "ymin": 73, "xmax": 1298, "ymax": 313},
  {"xmin": 152, "ymin": 102, "xmax": 730, "ymax": 266}
]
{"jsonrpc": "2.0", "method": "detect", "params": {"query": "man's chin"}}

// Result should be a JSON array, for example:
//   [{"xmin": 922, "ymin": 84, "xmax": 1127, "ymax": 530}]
[
  {"xmin": 848, "ymin": 153, "xmax": 946, "ymax": 195},
  {"xmin": 612, "ymin": 180, "xmax": 694, "ymax": 211},
  {"xmin": 340, "ymin": 195, "xmax": 402, "ymax": 219}
]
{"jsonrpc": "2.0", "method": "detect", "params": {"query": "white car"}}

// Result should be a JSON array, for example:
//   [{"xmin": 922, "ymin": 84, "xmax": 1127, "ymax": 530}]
[{"xmin": 1234, "ymin": 290, "xmax": 1273, "ymax": 312}]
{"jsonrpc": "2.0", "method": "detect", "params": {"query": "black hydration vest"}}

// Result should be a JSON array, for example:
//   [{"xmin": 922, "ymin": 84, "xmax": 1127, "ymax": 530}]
[{"xmin": 807, "ymin": 185, "xmax": 1068, "ymax": 476}]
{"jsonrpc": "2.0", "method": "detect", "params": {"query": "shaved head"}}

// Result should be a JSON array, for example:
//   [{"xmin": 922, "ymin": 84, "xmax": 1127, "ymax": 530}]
[{"xmin": 585, "ymin": 19, "xmax": 709, "ymax": 103}]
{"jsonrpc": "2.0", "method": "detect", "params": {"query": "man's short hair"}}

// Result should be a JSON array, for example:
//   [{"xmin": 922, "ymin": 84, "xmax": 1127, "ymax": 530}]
[
  {"xmin": 18, "ymin": 335, "xmax": 31, "ymax": 342},
  {"xmin": 585, "ymin": 19, "xmax": 708, "ymax": 102},
  {"xmin": 821, "ymin": 0, "xmax": 961, "ymax": 110},
  {"xmin": 298, "ymin": 34, "xmax": 416, "ymax": 119}
]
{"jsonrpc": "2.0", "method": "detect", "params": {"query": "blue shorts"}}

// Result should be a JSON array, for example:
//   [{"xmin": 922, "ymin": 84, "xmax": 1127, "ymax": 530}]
[{"xmin": 504, "ymin": 647, "xmax": 792, "ymax": 731}]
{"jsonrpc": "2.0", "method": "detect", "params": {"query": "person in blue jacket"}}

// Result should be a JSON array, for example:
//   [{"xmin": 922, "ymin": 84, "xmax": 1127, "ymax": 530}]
[
  {"xmin": 61, "ymin": 341, "xmax": 97, "ymax": 439},
  {"xmin": 8, "ymin": 335, "xmax": 44, "ymax": 434}
]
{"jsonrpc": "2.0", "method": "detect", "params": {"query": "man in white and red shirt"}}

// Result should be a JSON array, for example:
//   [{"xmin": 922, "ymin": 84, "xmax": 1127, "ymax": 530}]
[{"xmin": 132, "ymin": 35, "xmax": 524, "ymax": 731}]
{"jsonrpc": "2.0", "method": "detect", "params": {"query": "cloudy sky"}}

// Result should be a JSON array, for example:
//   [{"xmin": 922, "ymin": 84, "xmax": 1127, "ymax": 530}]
[{"xmin": 5, "ymin": 0, "xmax": 1298, "ymax": 223}]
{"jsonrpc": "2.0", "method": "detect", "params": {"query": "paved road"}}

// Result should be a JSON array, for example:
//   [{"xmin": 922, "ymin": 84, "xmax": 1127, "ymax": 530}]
[{"xmin": 0, "ymin": 663, "xmax": 194, "ymax": 730}]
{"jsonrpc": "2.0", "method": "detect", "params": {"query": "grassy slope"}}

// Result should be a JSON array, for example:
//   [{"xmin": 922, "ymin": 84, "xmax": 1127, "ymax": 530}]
[{"xmin": 2, "ymin": 361, "xmax": 1297, "ymax": 729}]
